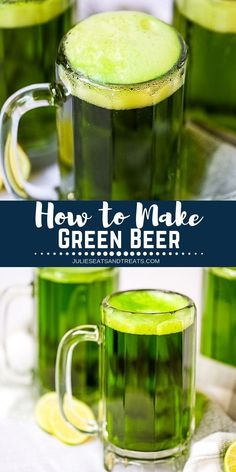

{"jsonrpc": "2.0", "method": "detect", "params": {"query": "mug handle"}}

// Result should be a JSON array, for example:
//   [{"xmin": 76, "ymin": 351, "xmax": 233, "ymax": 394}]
[
  {"xmin": 56, "ymin": 325, "xmax": 100, "ymax": 435},
  {"xmin": 0, "ymin": 83, "xmax": 64, "ymax": 200},
  {"xmin": 0, "ymin": 283, "xmax": 34, "ymax": 384}
]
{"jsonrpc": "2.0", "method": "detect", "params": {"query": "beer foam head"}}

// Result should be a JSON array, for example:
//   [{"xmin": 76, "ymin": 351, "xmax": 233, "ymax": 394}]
[
  {"xmin": 176, "ymin": 0, "xmax": 236, "ymax": 33},
  {"xmin": 0, "ymin": 0, "xmax": 70, "ymax": 28},
  {"xmin": 102, "ymin": 289, "xmax": 195, "ymax": 335},
  {"xmin": 58, "ymin": 11, "xmax": 187, "ymax": 109}
]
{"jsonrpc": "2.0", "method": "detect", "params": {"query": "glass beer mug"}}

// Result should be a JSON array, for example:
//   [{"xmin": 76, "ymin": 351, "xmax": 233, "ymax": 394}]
[
  {"xmin": 0, "ymin": 0, "xmax": 75, "ymax": 163},
  {"xmin": 200, "ymin": 268, "xmax": 236, "ymax": 393},
  {"xmin": 174, "ymin": 0, "xmax": 236, "ymax": 200},
  {"xmin": 0, "ymin": 11, "xmax": 187, "ymax": 200},
  {"xmin": 56, "ymin": 289, "xmax": 196, "ymax": 471},
  {"xmin": 1, "ymin": 267, "xmax": 118, "ymax": 406},
  {"xmin": 174, "ymin": 0, "xmax": 236, "ymax": 136}
]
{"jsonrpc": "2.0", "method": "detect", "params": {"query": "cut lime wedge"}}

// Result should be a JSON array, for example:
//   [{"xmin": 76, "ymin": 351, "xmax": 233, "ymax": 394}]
[
  {"xmin": 4, "ymin": 134, "xmax": 31, "ymax": 196},
  {"xmin": 35, "ymin": 392, "xmax": 95, "ymax": 445},
  {"xmin": 35, "ymin": 392, "xmax": 57, "ymax": 434},
  {"xmin": 224, "ymin": 441, "xmax": 236, "ymax": 472}
]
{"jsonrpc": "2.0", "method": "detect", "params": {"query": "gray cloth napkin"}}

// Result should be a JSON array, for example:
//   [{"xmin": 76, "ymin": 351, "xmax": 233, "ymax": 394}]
[{"xmin": 183, "ymin": 399, "xmax": 236, "ymax": 471}]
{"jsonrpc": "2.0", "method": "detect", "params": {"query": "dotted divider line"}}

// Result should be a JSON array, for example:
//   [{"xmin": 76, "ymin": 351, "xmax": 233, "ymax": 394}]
[{"xmin": 34, "ymin": 251, "xmax": 204, "ymax": 257}]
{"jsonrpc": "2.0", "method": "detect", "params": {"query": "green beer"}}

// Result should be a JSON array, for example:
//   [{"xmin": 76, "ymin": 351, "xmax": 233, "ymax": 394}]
[
  {"xmin": 37, "ymin": 267, "xmax": 118, "ymax": 401},
  {"xmin": 56, "ymin": 289, "xmax": 196, "ymax": 470},
  {"xmin": 201, "ymin": 268, "xmax": 236, "ymax": 366},
  {"xmin": 0, "ymin": 0, "xmax": 74, "ymax": 159},
  {"xmin": 174, "ymin": 0, "xmax": 236, "ymax": 137},
  {"xmin": 56, "ymin": 11, "xmax": 187, "ymax": 200},
  {"xmin": 101, "ymin": 290, "xmax": 196, "ymax": 467}
]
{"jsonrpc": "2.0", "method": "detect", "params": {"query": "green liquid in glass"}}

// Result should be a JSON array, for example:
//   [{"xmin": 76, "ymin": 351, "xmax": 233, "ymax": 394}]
[
  {"xmin": 56, "ymin": 11, "xmax": 186, "ymax": 200},
  {"xmin": 201, "ymin": 268, "xmax": 236, "ymax": 367},
  {"xmin": 101, "ymin": 290, "xmax": 195, "ymax": 453},
  {"xmin": 0, "ymin": 0, "xmax": 74, "ymax": 159},
  {"xmin": 174, "ymin": 0, "xmax": 236, "ymax": 136},
  {"xmin": 37, "ymin": 267, "xmax": 118, "ymax": 401}
]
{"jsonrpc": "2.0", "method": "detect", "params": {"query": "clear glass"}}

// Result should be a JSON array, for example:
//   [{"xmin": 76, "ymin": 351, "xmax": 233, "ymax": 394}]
[
  {"xmin": 0, "ymin": 0, "xmax": 75, "ymax": 163},
  {"xmin": 56, "ymin": 289, "xmax": 196, "ymax": 471},
  {"xmin": 174, "ymin": 0, "xmax": 236, "ymax": 200},
  {"xmin": 1, "ymin": 267, "xmax": 118, "ymax": 408},
  {"xmin": 0, "ymin": 13, "xmax": 187, "ymax": 200}
]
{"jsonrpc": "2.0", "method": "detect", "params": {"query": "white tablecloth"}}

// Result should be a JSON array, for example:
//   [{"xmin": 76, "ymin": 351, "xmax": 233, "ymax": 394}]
[{"xmin": 0, "ymin": 382, "xmax": 235, "ymax": 472}]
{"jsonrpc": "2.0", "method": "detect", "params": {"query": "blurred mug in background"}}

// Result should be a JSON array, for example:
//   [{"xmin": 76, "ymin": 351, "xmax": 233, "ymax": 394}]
[
  {"xmin": 0, "ymin": 267, "xmax": 118, "ymax": 410},
  {"xmin": 174, "ymin": 0, "xmax": 236, "ymax": 200},
  {"xmin": 198, "ymin": 268, "xmax": 236, "ymax": 409},
  {"xmin": 0, "ymin": 0, "xmax": 76, "ymax": 168}
]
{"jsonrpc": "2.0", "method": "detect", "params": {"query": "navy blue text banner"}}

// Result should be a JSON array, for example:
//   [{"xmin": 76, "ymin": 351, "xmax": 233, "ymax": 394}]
[{"xmin": 0, "ymin": 201, "xmax": 234, "ymax": 267}]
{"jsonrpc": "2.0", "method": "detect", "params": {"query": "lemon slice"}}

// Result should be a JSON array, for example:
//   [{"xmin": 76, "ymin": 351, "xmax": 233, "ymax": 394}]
[
  {"xmin": 35, "ymin": 391, "xmax": 96, "ymax": 445},
  {"xmin": 224, "ymin": 441, "xmax": 236, "ymax": 472},
  {"xmin": 3, "ymin": 134, "xmax": 31, "ymax": 195},
  {"xmin": 35, "ymin": 392, "xmax": 57, "ymax": 434}
]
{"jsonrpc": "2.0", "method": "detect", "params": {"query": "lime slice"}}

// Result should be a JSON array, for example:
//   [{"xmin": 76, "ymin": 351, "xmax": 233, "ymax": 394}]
[
  {"xmin": 50, "ymin": 397, "xmax": 94, "ymax": 445},
  {"xmin": 35, "ymin": 392, "xmax": 57, "ymax": 434},
  {"xmin": 35, "ymin": 391, "xmax": 95, "ymax": 445},
  {"xmin": 58, "ymin": 119, "xmax": 74, "ymax": 169},
  {"xmin": 155, "ymin": 319, "xmax": 185, "ymax": 335},
  {"xmin": 0, "ymin": 173, "xmax": 3, "ymax": 191},
  {"xmin": 224, "ymin": 441, "xmax": 236, "ymax": 472},
  {"xmin": 64, "ymin": 396, "xmax": 96, "ymax": 433},
  {"xmin": 4, "ymin": 134, "xmax": 31, "ymax": 196}
]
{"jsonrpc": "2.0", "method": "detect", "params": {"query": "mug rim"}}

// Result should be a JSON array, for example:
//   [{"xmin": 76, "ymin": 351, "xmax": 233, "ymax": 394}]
[
  {"xmin": 56, "ymin": 15, "xmax": 187, "ymax": 110},
  {"xmin": 175, "ymin": 0, "xmax": 236, "ymax": 34},
  {"xmin": 102, "ymin": 288, "xmax": 195, "ymax": 315}
]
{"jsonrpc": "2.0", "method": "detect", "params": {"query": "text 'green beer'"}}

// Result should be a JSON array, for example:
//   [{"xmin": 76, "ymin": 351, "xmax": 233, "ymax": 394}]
[
  {"xmin": 37, "ymin": 267, "xmax": 118, "ymax": 401},
  {"xmin": 0, "ymin": 0, "xmax": 74, "ymax": 158},
  {"xmin": 174, "ymin": 0, "xmax": 236, "ymax": 136},
  {"xmin": 201, "ymin": 267, "xmax": 236, "ymax": 367},
  {"xmin": 57, "ymin": 11, "xmax": 187, "ymax": 200},
  {"xmin": 101, "ymin": 290, "xmax": 196, "ymax": 460}
]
